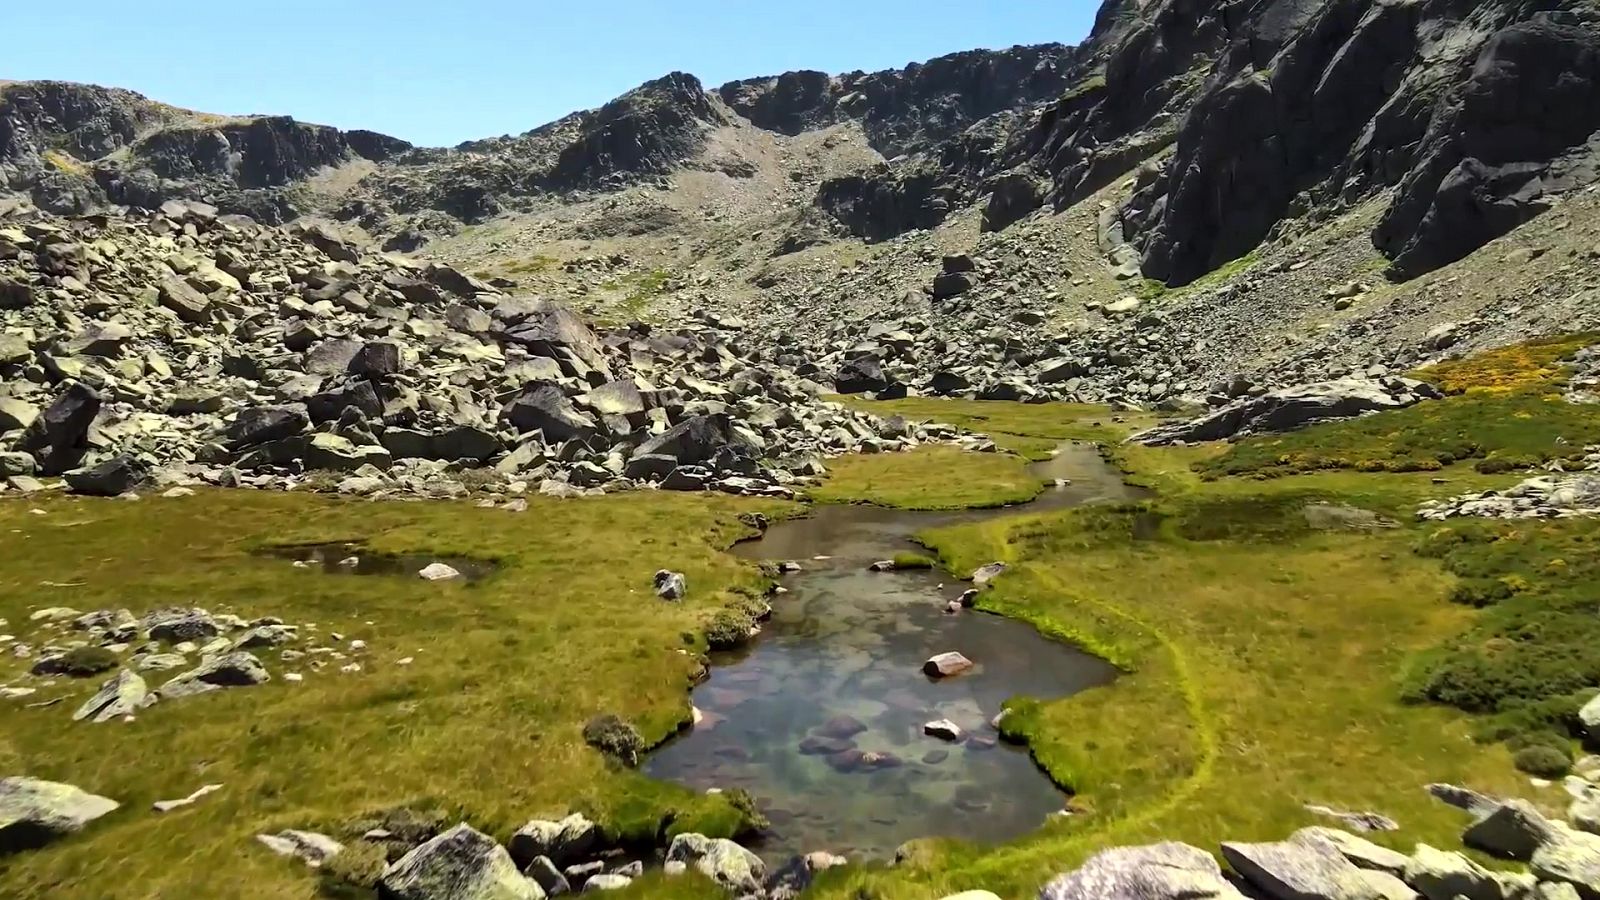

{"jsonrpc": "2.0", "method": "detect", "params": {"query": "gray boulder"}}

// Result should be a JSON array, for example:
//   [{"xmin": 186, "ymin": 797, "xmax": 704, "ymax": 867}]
[
  {"xmin": 379, "ymin": 823, "xmax": 544, "ymax": 900},
  {"xmin": 1531, "ymin": 828, "xmax": 1600, "ymax": 899},
  {"xmin": 1135, "ymin": 379, "xmax": 1438, "ymax": 446},
  {"xmin": 17, "ymin": 382, "xmax": 101, "ymax": 475},
  {"xmin": 501, "ymin": 382, "xmax": 598, "ymax": 442},
  {"xmin": 635, "ymin": 414, "xmax": 752, "ymax": 466},
  {"xmin": 1403, "ymin": 844, "xmax": 1522, "ymax": 900},
  {"xmin": 227, "ymin": 405, "xmax": 309, "ymax": 449},
  {"xmin": 73, "ymin": 669, "xmax": 149, "ymax": 723},
  {"xmin": 1464, "ymin": 799, "xmax": 1560, "ymax": 861},
  {"xmin": 0, "ymin": 777, "xmax": 120, "ymax": 852},
  {"xmin": 1579, "ymin": 693, "xmax": 1600, "ymax": 745},
  {"xmin": 64, "ymin": 455, "xmax": 149, "ymax": 496},
  {"xmin": 835, "ymin": 357, "xmax": 889, "ymax": 394},
  {"xmin": 654, "ymin": 570, "xmax": 686, "ymax": 601},
  {"xmin": 158, "ymin": 652, "xmax": 270, "ymax": 700},
  {"xmin": 1039, "ymin": 842, "xmax": 1245, "ymax": 900},
  {"xmin": 145, "ymin": 608, "xmax": 221, "ymax": 642},
  {"xmin": 1221, "ymin": 833, "xmax": 1381, "ymax": 900},
  {"xmin": 508, "ymin": 813, "xmax": 599, "ymax": 869},
  {"xmin": 1292, "ymin": 828, "xmax": 1411, "ymax": 877},
  {"xmin": 665, "ymin": 833, "xmax": 766, "ymax": 895}
]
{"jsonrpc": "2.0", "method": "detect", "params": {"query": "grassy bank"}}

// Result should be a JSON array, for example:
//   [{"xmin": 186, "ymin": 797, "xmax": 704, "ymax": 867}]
[
  {"xmin": 798, "ymin": 398, "xmax": 1534, "ymax": 899},
  {"xmin": 0, "ymin": 490, "xmax": 789, "ymax": 899}
]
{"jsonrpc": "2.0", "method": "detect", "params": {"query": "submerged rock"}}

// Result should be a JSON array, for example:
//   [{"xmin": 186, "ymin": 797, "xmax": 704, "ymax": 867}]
[{"xmin": 924, "ymin": 652, "xmax": 974, "ymax": 678}]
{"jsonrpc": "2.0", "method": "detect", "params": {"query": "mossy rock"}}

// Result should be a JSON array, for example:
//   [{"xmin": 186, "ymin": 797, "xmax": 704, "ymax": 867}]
[
  {"xmin": 59, "ymin": 647, "xmax": 119, "ymax": 678},
  {"xmin": 583, "ymin": 714, "xmax": 644, "ymax": 767}
]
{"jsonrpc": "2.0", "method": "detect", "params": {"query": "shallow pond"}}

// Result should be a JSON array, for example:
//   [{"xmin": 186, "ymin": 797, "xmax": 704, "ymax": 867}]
[{"xmin": 644, "ymin": 444, "xmax": 1145, "ymax": 860}]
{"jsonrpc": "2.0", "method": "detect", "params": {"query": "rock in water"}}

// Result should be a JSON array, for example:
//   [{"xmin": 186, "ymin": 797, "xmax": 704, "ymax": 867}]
[
  {"xmin": 418, "ymin": 563, "xmax": 462, "ymax": 581},
  {"xmin": 0, "ymin": 777, "xmax": 120, "ymax": 852},
  {"xmin": 665, "ymin": 833, "xmax": 766, "ymax": 895},
  {"xmin": 379, "ymin": 823, "xmax": 543, "ymax": 900},
  {"xmin": 1039, "ymin": 842, "xmax": 1246, "ymax": 900},
  {"xmin": 924, "ymin": 652, "xmax": 974, "ymax": 678},
  {"xmin": 1221, "ymin": 832, "xmax": 1381, "ymax": 900},
  {"xmin": 924, "ymin": 719, "xmax": 964, "ymax": 741},
  {"xmin": 72, "ymin": 669, "xmax": 148, "ymax": 723}
]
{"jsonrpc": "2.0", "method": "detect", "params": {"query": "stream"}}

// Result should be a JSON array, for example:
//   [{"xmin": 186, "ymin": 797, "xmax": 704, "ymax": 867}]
[{"xmin": 643, "ymin": 443, "xmax": 1146, "ymax": 861}]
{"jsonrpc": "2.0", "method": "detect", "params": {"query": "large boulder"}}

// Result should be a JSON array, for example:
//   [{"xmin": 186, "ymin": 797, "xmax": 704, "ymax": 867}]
[
  {"xmin": 634, "ymin": 414, "xmax": 753, "ymax": 466},
  {"xmin": 1463, "ymin": 799, "xmax": 1560, "ymax": 861},
  {"xmin": 1404, "ymin": 844, "xmax": 1521, "ymax": 900},
  {"xmin": 227, "ymin": 405, "xmax": 309, "ymax": 449},
  {"xmin": 1292, "ymin": 828, "xmax": 1411, "ymax": 877},
  {"xmin": 834, "ymin": 356, "xmax": 888, "ymax": 394},
  {"xmin": 665, "ymin": 833, "xmax": 765, "ymax": 895},
  {"xmin": 1134, "ymin": 379, "xmax": 1438, "ymax": 446},
  {"xmin": 500, "ymin": 382, "xmax": 598, "ymax": 442},
  {"xmin": 64, "ymin": 455, "xmax": 149, "ymax": 496},
  {"xmin": 1531, "ymin": 828, "xmax": 1600, "ymax": 900},
  {"xmin": 379, "ymin": 823, "xmax": 543, "ymax": 900},
  {"xmin": 0, "ymin": 777, "xmax": 120, "ymax": 852},
  {"xmin": 17, "ymin": 382, "xmax": 101, "ymax": 475},
  {"xmin": 494, "ymin": 298, "xmax": 612, "ymax": 380},
  {"xmin": 1039, "ymin": 842, "xmax": 1246, "ymax": 900},
  {"xmin": 1221, "ymin": 833, "xmax": 1382, "ymax": 900}
]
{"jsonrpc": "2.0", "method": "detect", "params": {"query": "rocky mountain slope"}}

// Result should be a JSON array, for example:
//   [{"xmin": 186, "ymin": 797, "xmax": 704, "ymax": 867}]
[{"xmin": 3, "ymin": 0, "xmax": 1600, "ymax": 484}]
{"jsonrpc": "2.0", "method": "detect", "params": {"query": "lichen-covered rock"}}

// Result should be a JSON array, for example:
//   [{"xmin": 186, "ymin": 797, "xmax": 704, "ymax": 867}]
[
  {"xmin": 1464, "ymin": 799, "xmax": 1560, "ymax": 861},
  {"xmin": 1404, "ymin": 844, "xmax": 1522, "ymax": 900},
  {"xmin": 1039, "ymin": 842, "xmax": 1246, "ymax": 900},
  {"xmin": 666, "ymin": 832, "xmax": 766, "ymax": 895},
  {"xmin": 72, "ymin": 669, "xmax": 149, "ymax": 723},
  {"xmin": 507, "ymin": 813, "xmax": 599, "ymax": 869},
  {"xmin": 1531, "ymin": 828, "xmax": 1600, "ymax": 899},
  {"xmin": 1221, "ymin": 833, "xmax": 1381, "ymax": 900},
  {"xmin": 157, "ymin": 652, "xmax": 270, "ymax": 700},
  {"xmin": 1293, "ymin": 828, "xmax": 1411, "ymax": 878},
  {"xmin": 379, "ymin": 823, "xmax": 544, "ymax": 900},
  {"xmin": 0, "ymin": 777, "xmax": 119, "ymax": 852}
]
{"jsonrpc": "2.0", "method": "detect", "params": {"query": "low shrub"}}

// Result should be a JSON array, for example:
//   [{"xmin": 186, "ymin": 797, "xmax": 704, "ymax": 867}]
[
  {"xmin": 1512, "ymin": 744, "xmax": 1572, "ymax": 778},
  {"xmin": 60, "ymin": 646, "xmax": 119, "ymax": 678}
]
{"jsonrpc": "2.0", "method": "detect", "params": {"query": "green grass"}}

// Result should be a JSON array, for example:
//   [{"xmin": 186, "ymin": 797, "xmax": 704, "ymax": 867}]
[
  {"xmin": 807, "ymin": 464, "xmax": 1528, "ymax": 899},
  {"xmin": 3, "ymin": 380, "xmax": 1578, "ymax": 900},
  {"xmin": 503, "ymin": 253, "xmax": 560, "ymax": 275},
  {"xmin": 596, "ymin": 268, "xmax": 672, "ymax": 322},
  {"xmin": 1204, "ymin": 335, "xmax": 1600, "ymax": 478},
  {"xmin": 0, "ymin": 489, "xmax": 792, "ymax": 900},
  {"xmin": 808, "ymin": 445, "xmax": 1045, "ymax": 509}
]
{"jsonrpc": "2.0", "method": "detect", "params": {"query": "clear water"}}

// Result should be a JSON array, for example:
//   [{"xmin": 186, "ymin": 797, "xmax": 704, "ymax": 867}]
[{"xmin": 644, "ymin": 444, "xmax": 1146, "ymax": 860}]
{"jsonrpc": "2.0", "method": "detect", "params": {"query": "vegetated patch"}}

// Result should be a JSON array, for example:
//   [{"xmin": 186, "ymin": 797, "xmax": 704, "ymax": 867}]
[
  {"xmin": 1403, "ymin": 516, "xmax": 1600, "ymax": 768},
  {"xmin": 598, "ymin": 268, "xmax": 672, "ymax": 321},
  {"xmin": 1203, "ymin": 334, "xmax": 1600, "ymax": 479},
  {"xmin": 43, "ymin": 148, "xmax": 89, "ymax": 177},
  {"xmin": 811, "ymin": 445, "xmax": 1046, "ymax": 510},
  {"xmin": 890, "ymin": 552, "xmax": 936, "ymax": 570},
  {"xmin": 504, "ymin": 253, "xmax": 559, "ymax": 276}
]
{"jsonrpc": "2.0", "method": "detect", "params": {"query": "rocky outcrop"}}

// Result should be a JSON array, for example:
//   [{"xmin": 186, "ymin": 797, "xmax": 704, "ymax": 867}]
[
  {"xmin": 1039, "ymin": 842, "xmax": 1246, "ymax": 900},
  {"xmin": 1134, "ymin": 378, "xmax": 1440, "ymax": 446},
  {"xmin": 0, "ymin": 80, "xmax": 410, "ymax": 221}
]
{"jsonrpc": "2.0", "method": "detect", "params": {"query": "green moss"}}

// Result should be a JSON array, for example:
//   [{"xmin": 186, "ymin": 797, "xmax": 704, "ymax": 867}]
[
  {"xmin": 59, "ymin": 646, "xmax": 118, "ymax": 678},
  {"xmin": 1512, "ymin": 744, "xmax": 1571, "ymax": 778}
]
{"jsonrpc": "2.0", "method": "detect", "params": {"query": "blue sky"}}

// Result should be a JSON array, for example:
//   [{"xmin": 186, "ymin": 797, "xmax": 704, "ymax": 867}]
[{"xmin": 7, "ymin": 1, "xmax": 1100, "ymax": 147}]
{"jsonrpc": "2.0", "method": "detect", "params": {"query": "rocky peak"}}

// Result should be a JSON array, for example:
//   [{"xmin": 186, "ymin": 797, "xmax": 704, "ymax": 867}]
[{"xmin": 718, "ymin": 43, "xmax": 1077, "ymax": 158}]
